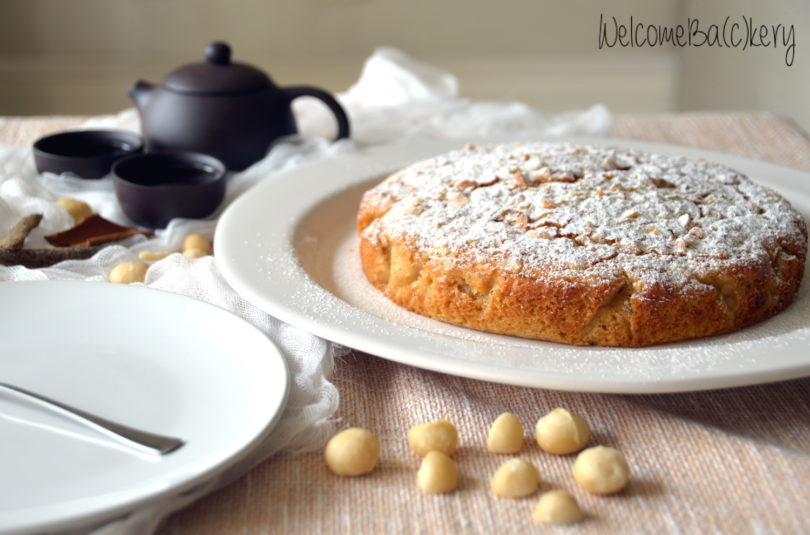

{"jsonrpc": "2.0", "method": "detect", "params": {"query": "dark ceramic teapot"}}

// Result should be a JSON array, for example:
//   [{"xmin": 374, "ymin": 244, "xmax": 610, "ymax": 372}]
[{"xmin": 130, "ymin": 42, "xmax": 350, "ymax": 170}]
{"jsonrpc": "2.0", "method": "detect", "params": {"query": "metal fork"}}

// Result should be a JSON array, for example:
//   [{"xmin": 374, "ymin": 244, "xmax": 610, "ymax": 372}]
[{"xmin": 0, "ymin": 382, "xmax": 184, "ymax": 455}]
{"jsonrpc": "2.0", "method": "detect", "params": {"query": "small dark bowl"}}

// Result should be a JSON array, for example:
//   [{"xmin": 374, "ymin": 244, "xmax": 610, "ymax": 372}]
[
  {"xmin": 33, "ymin": 129, "xmax": 143, "ymax": 178},
  {"xmin": 113, "ymin": 151, "xmax": 227, "ymax": 229}
]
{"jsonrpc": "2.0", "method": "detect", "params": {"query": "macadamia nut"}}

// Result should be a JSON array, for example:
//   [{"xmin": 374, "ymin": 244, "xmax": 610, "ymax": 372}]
[
  {"xmin": 572, "ymin": 446, "xmax": 630, "ymax": 494},
  {"xmin": 183, "ymin": 234, "xmax": 211, "ymax": 255},
  {"xmin": 183, "ymin": 247, "xmax": 208, "ymax": 258},
  {"xmin": 109, "ymin": 261, "xmax": 148, "ymax": 284},
  {"xmin": 487, "ymin": 412, "xmax": 524, "ymax": 453},
  {"xmin": 532, "ymin": 490, "xmax": 583, "ymax": 525},
  {"xmin": 138, "ymin": 250, "xmax": 171, "ymax": 262},
  {"xmin": 324, "ymin": 427, "xmax": 380, "ymax": 476},
  {"xmin": 417, "ymin": 451, "xmax": 458, "ymax": 493},
  {"xmin": 491, "ymin": 458, "xmax": 540, "ymax": 498},
  {"xmin": 57, "ymin": 198, "xmax": 92, "ymax": 222},
  {"xmin": 535, "ymin": 408, "xmax": 590, "ymax": 455},
  {"xmin": 408, "ymin": 419, "xmax": 458, "ymax": 456}
]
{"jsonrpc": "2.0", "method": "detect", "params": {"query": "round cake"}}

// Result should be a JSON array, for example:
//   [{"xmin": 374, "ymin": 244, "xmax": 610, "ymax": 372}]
[{"xmin": 356, "ymin": 143, "xmax": 807, "ymax": 347}]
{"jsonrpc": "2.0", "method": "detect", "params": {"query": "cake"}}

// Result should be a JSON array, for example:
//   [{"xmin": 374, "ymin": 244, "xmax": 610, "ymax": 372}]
[{"xmin": 356, "ymin": 143, "xmax": 807, "ymax": 347}]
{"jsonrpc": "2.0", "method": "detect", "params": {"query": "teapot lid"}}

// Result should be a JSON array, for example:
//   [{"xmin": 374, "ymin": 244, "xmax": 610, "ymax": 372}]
[{"xmin": 163, "ymin": 42, "xmax": 271, "ymax": 94}]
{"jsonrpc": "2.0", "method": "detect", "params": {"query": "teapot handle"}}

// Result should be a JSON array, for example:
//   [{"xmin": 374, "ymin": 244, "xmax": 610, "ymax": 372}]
[{"xmin": 284, "ymin": 86, "xmax": 350, "ymax": 140}]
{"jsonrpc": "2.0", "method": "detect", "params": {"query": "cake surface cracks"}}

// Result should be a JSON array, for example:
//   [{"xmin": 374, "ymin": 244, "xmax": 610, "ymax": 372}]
[{"xmin": 363, "ymin": 143, "xmax": 805, "ymax": 291}]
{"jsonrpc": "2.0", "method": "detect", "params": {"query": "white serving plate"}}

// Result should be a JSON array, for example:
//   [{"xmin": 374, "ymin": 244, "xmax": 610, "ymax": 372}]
[
  {"xmin": 215, "ymin": 136, "xmax": 810, "ymax": 393},
  {"xmin": 0, "ymin": 281, "xmax": 289, "ymax": 534}
]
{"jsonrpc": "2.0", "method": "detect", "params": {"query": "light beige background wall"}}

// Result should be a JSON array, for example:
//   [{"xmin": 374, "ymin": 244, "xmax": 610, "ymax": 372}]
[
  {"xmin": 0, "ymin": 0, "xmax": 806, "ymax": 132},
  {"xmin": 679, "ymin": 0, "xmax": 809, "ymax": 131}
]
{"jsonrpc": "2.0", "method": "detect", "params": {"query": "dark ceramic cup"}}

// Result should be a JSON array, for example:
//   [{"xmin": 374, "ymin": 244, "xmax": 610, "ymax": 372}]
[
  {"xmin": 33, "ymin": 129, "xmax": 143, "ymax": 178},
  {"xmin": 112, "ymin": 151, "xmax": 226, "ymax": 229}
]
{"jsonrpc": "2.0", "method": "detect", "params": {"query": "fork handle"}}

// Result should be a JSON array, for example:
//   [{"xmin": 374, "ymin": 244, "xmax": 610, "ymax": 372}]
[{"xmin": 0, "ymin": 382, "xmax": 184, "ymax": 455}]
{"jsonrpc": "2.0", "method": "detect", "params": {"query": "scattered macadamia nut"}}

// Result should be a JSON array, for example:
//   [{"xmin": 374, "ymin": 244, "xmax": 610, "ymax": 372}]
[
  {"xmin": 487, "ymin": 412, "xmax": 524, "ymax": 454},
  {"xmin": 183, "ymin": 247, "xmax": 208, "ymax": 259},
  {"xmin": 324, "ymin": 427, "xmax": 380, "ymax": 476},
  {"xmin": 572, "ymin": 446, "xmax": 630, "ymax": 495},
  {"xmin": 57, "ymin": 198, "xmax": 92, "ymax": 222},
  {"xmin": 535, "ymin": 408, "xmax": 590, "ymax": 455},
  {"xmin": 108, "ymin": 261, "xmax": 148, "ymax": 284},
  {"xmin": 491, "ymin": 458, "xmax": 540, "ymax": 498},
  {"xmin": 138, "ymin": 250, "xmax": 171, "ymax": 262},
  {"xmin": 408, "ymin": 419, "xmax": 458, "ymax": 457},
  {"xmin": 183, "ymin": 234, "xmax": 211, "ymax": 255},
  {"xmin": 532, "ymin": 490, "xmax": 583, "ymax": 525},
  {"xmin": 417, "ymin": 451, "xmax": 458, "ymax": 494}
]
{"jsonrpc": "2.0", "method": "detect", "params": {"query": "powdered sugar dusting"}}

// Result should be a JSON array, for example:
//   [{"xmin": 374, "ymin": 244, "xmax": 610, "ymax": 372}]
[{"xmin": 362, "ymin": 143, "xmax": 807, "ymax": 290}]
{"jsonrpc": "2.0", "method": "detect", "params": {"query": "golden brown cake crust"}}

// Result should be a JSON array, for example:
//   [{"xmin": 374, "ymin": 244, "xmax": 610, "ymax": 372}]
[{"xmin": 357, "ymin": 143, "xmax": 807, "ymax": 347}]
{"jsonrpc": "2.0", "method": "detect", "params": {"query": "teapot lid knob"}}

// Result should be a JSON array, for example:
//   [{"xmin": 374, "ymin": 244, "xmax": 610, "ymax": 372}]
[{"xmin": 205, "ymin": 42, "xmax": 232, "ymax": 65}]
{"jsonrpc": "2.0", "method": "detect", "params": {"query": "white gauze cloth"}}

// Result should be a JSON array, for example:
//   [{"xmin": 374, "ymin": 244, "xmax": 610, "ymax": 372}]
[{"xmin": 0, "ymin": 47, "xmax": 611, "ymax": 534}]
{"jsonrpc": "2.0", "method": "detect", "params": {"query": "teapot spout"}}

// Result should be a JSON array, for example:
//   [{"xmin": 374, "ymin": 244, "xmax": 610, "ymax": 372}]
[{"xmin": 129, "ymin": 80, "xmax": 155, "ymax": 111}]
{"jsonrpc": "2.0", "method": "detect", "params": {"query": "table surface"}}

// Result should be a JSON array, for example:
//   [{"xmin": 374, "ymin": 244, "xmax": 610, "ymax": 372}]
[{"xmin": 1, "ymin": 112, "xmax": 809, "ymax": 534}]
